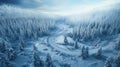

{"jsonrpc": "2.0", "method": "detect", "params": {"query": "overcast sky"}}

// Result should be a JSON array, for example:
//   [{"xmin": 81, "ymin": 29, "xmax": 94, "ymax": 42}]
[
  {"xmin": 0, "ymin": 0, "xmax": 105, "ymax": 8},
  {"xmin": 0, "ymin": 0, "xmax": 119, "ymax": 15}
]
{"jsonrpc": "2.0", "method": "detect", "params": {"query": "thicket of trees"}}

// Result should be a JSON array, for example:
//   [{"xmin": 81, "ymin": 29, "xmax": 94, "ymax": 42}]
[
  {"xmin": 71, "ymin": 17, "xmax": 120, "ymax": 41},
  {"xmin": 105, "ymin": 54, "xmax": 120, "ymax": 67},
  {"xmin": 81, "ymin": 46, "xmax": 89, "ymax": 59},
  {"xmin": 0, "ymin": 17, "xmax": 55, "ymax": 43},
  {"xmin": 114, "ymin": 39, "xmax": 120, "ymax": 50}
]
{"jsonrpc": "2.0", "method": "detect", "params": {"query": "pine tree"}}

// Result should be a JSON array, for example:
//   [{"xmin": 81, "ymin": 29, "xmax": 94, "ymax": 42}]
[
  {"xmin": 5, "ymin": 61, "xmax": 12, "ymax": 67},
  {"xmin": 45, "ymin": 54, "xmax": 54, "ymax": 67},
  {"xmin": 33, "ymin": 48, "xmax": 44, "ymax": 67},
  {"xmin": 114, "ymin": 54, "xmax": 120, "ymax": 67},
  {"xmin": 115, "ymin": 40, "xmax": 120, "ymax": 50},
  {"xmin": 61, "ymin": 63, "xmax": 71, "ymax": 67},
  {"xmin": 81, "ymin": 46, "xmax": 89, "ymax": 59},
  {"xmin": 0, "ymin": 56, "xmax": 6, "ymax": 67},
  {"xmin": 81, "ymin": 46, "xmax": 86, "ymax": 59},
  {"xmin": 0, "ymin": 42, "xmax": 6, "ymax": 53},
  {"xmin": 86, "ymin": 47, "xmax": 89, "ymax": 57},
  {"xmin": 8, "ymin": 48, "xmax": 16, "ymax": 61},
  {"xmin": 105, "ymin": 57, "xmax": 112, "ymax": 67},
  {"xmin": 74, "ymin": 40, "xmax": 78, "ymax": 49},
  {"xmin": 96, "ymin": 48, "xmax": 102, "ymax": 58},
  {"xmin": 19, "ymin": 41, "xmax": 24, "ymax": 51},
  {"xmin": 64, "ymin": 36, "xmax": 68, "ymax": 45}
]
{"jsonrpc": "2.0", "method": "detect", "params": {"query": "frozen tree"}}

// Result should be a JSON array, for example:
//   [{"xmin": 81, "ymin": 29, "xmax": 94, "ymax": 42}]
[
  {"xmin": 45, "ymin": 54, "xmax": 54, "ymax": 67},
  {"xmin": 8, "ymin": 48, "xmax": 16, "ymax": 61},
  {"xmin": 104, "ymin": 57, "xmax": 112, "ymax": 67},
  {"xmin": 33, "ymin": 47, "xmax": 44, "ymax": 67},
  {"xmin": 81, "ymin": 46, "xmax": 89, "ymax": 59},
  {"xmin": 64, "ymin": 36, "xmax": 68, "ymax": 45},
  {"xmin": 34, "ymin": 55, "xmax": 44, "ymax": 67},
  {"xmin": 81, "ymin": 46, "xmax": 85, "ymax": 59},
  {"xmin": 0, "ymin": 55, "xmax": 12, "ymax": 67},
  {"xmin": 86, "ymin": 47, "xmax": 89, "ymax": 57},
  {"xmin": 5, "ymin": 61, "xmax": 12, "ymax": 67},
  {"xmin": 0, "ymin": 56, "xmax": 6, "ymax": 67},
  {"xmin": 74, "ymin": 40, "xmax": 78, "ymax": 49},
  {"xmin": 113, "ymin": 54, "xmax": 120, "ymax": 67},
  {"xmin": 95, "ymin": 48, "xmax": 102, "ymax": 58},
  {"xmin": 61, "ymin": 63, "xmax": 71, "ymax": 67},
  {"xmin": 114, "ymin": 40, "xmax": 120, "ymax": 50},
  {"xmin": 19, "ymin": 41, "xmax": 24, "ymax": 51},
  {"xmin": 22, "ymin": 63, "xmax": 29, "ymax": 67},
  {"xmin": 0, "ymin": 42, "xmax": 6, "ymax": 53}
]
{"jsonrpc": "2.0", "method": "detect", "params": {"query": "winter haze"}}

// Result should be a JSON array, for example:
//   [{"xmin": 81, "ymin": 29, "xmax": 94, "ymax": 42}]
[{"xmin": 0, "ymin": 0, "xmax": 120, "ymax": 67}]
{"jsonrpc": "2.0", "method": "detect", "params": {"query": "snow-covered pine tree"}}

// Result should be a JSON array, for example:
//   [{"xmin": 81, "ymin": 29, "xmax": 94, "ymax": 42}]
[
  {"xmin": 74, "ymin": 40, "xmax": 78, "ymax": 49},
  {"xmin": 33, "ymin": 48, "xmax": 44, "ymax": 67},
  {"xmin": 81, "ymin": 46, "xmax": 85, "ymax": 59},
  {"xmin": 45, "ymin": 54, "xmax": 54, "ymax": 67},
  {"xmin": 34, "ymin": 56, "xmax": 44, "ymax": 67},
  {"xmin": 114, "ymin": 40, "xmax": 120, "ymax": 50},
  {"xmin": 61, "ymin": 63, "xmax": 71, "ymax": 67},
  {"xmin": 19, "ymin": 40, "xmax": 24, "ymax": 51},
  {"xmin": 104, "ymin": 57, "xmax": 112, "ymax": 67},
  {"xmin": 64, "ymin": 36, "xmax": 68, "ymax": 45},
  {"xmin": 5, "ymin": 61, "xmax": 12, "ymax": 67},
  {"xmin": 0, "ymin": 42, "xmax": 6, "ymax": 53},
  {"xmin": 81, "ymin": 46, "xmax": 89, "ymax": 59},
  {"xmin": 95, "ymin": 48, "xmax": 102, "ymax": 58},
  {"xmin": 22, "ymin": 63, "xmax": 28, "ymax": 67},
  {"xmin": 86, "ymin": 47, "xmax": 89, "ymax": 57},
  {"xmin": 113, "ymin": 54, "xmax": 120, "ymax": 67},
  {"xmin": 8, "ymin": 48, "xmax": 16, "ymax": 61}
]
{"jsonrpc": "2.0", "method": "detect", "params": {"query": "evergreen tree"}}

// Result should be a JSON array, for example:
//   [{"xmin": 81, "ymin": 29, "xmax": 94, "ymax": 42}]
[
  {"xmin": 113, "ymin": 54, "xmax": 120, "ymax": 67},
  {"xmin": 5, "ymin": 61, "xmax": 12, "ymax": 67},
  {"xmin": 0, "ymin": 56, "xmax": 6, "ymax": 67},
  {"xmin": 19, "ymin": 41, "xmax": 24, "ymax": 51},
  {"xmin": 33, "ymin": 49, "xmax": 44, "ymax": 67},
  {"xmin": 61, "ymin": 63, "xmax": 71, "ymax": 67},
  {"xmin": 86, "ymin": 47, "xmax": 89, "ymax": 57},
  {"xmin": 0, "ymin": 42, "xmax": 6, "ymax": 53},
  {"xmin": 8, "ymin": 48, "xmax": 16, "ymax": 61},
  {"xmin": 81, "ymin": 46, "xmax": 89, "ymax": 59},
  {"xmin": 45, "ymin": 54, "xmax": 54, "ymax": 67},
  {"xmin": 96, "ymin": 48, "xmax": 102, "ymax": 58},
  {"xmin": 64, "ymin": 36, "xmax": 68, "ymax": 45},
  {"xmin": 105, "ymin": 57, "xmax": 112, "ymax": 67},
  {"xmin": 115, "ymin": 40, "xmax": 120, "ymax": 50},
  {"xmin": 74, "ymin": 40, "xmax": 78, "ymax": 49},
  {"xmin": 81, "ymin": 46, "xmax": 86, "ymax": 59}
]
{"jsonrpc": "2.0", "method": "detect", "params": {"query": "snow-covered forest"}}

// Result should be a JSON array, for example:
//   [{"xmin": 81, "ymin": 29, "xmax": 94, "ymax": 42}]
[{"xmin": 0, "ymin": 0, "xmax": 120, "ymax": 67}]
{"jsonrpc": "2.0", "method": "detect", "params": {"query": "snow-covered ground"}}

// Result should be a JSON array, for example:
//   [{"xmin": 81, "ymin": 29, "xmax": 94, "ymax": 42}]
[{"xmin": 32, "ymin": 21, "xmax": 119, "ymax": 67}]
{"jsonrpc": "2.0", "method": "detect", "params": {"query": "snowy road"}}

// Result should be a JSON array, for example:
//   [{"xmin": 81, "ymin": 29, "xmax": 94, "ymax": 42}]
[{"xmin": 34, "ymin": 22, "xmax": 98, "ymax": 57}]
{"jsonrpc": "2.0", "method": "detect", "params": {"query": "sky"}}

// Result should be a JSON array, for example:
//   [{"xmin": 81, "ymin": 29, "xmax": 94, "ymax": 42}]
[{"xmin": 0, "ymin": 0, "xmax": 119, "ymax": 15}]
